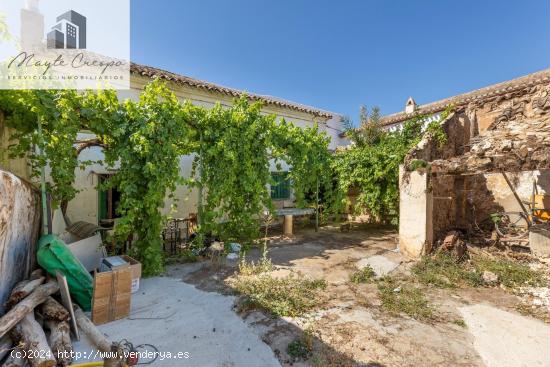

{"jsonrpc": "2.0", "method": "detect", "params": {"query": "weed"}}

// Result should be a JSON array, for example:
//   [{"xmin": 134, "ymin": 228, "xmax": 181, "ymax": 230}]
[
  {"xmin": 452, "ymin": 319, "xmax": 466, "ymax": 328},
  {"xmin": 230, "ymin": 273, "xmax": 327, "ymax": 317},
  {"xmin": 473, "ymin": 257, "xmax": 544, "ymax": 288},
  {"xmin": 409, "ymin": 159, "xmax": 429, "ymax": 171},
  {"xmin": 413, "ymin": 252, "xmax": 544, "ymax": 290},
  {"xmin": 287, "ymin": 339, "xmax": 312, "ymax": 359},
  {"xmin": 165, "ymin": 249, "xmax": 198, "ymax": 264},
  {"xmin": 350, "ymin": 265, "xmax": 376, "ymax": 284},
  {"xmin": 377, "ymin": 278, "xmax": 434, "ymax": 320},
  {"xmin": 238, "ymin": 257, "xmax": 274, "ymax": 276},
  {"xmin": 412, "ymin": 253, "xmax": 482, "ymax": 288}
]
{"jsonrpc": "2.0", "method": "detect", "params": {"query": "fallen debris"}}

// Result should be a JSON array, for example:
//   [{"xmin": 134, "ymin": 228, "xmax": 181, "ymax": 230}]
[
  {"xmin": 439, "ymin": 231, "xmax": 467, "ymax": 259},
  {"xmin": 482, "ymin": 271, "xmax": 499, "ymax": 285}
]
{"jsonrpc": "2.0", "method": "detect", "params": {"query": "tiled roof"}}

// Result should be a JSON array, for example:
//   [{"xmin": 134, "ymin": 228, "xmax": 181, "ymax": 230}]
[
  {"xmin": 130, "ymin": 63, "xmax": 333, "ymax": 119},
  {"xmin": 381, "ymin": 68, "xmax": 550, "ymax": 126}
]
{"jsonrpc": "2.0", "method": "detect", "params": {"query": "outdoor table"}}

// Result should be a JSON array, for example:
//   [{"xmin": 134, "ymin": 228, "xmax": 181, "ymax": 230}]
[{"xmin": 273, "ymin": 208, "xmax": 315, "ymax": 236}]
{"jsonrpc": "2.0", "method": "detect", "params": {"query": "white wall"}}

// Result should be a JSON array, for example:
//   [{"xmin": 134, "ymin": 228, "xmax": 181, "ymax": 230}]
[{"xmin": 398, "ymin": 166, "xmax": 433, "ymax": 258}]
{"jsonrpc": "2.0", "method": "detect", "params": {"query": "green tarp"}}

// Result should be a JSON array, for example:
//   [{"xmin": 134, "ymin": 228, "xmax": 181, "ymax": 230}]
[{"xmin": 37, "ymin": 234, "xmax": 93, "ymax": 311}]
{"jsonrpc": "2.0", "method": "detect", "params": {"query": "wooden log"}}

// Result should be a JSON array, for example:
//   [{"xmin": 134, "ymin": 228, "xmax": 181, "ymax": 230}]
[
  {"xmin": 0, "ymin": 334, "xmax": 13, "ymax": 361},
  {"xmin": 74, "ymin": 308, "xmax": 125, "ymax": 367},
  {"xmin": 29, "ymin": 269, "xmax": 45, "ymax": 280},
  {"xmin": 12, "ymin": 313, "xmax": 56, "ymax": 367},
  {"xmin": 0, "ymin": 281, "xmax": 59, "ymax": 339},
  {"xmin": 44, "ymin": 320, "xmax": 73, "ymax": 367},
  {"xmin": 73, "ymin": 308, "xmax": 110, "ymax": 353},
  {"xmin": 2, "ymin": 346, "xmax": 29, "ymax": 367},
  {"xmin": 40, "ymin": 298, "xmax": 69, "ymax": 322},
  {"xmin": 6, "ymin": 277, "xmax": 46, "ymax": 309}
]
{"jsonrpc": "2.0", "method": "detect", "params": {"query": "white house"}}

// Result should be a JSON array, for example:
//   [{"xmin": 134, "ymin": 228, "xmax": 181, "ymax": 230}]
[{"xmin": 54, "ymin": 63, "xmax": 348, "ymax": 225}]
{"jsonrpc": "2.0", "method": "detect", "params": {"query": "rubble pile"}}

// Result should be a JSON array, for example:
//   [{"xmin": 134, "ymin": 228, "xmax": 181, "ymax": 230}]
[{"xmin": 431, "ymin": 118, "xmax": 550, "ymax": 175}]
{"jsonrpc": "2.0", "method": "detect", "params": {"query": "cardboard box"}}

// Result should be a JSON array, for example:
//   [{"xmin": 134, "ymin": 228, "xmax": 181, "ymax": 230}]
[
  {"xmin": 92, "ymin": 267, "xmax": 132, "ymax": 325},
  {"xmin": 119, "ymin": 255, "xmax": 142, "ymax": 293}
]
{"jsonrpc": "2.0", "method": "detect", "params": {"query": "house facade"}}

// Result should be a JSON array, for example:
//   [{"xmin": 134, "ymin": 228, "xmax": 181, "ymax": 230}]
[{"xmin": 0, "ymin": 63, "xmax": 347, "ymax": 225}]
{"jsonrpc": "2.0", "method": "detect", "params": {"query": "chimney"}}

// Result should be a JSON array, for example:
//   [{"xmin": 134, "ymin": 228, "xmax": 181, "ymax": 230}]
[
  {"xmin": 405, "ymin": 97, "xmax": 417, "ymax": 114},
  {"xmin": 25, "ymin": 0, "xmax": 39, "ymax": 11},
  {"xmin": 20, "ymin": 0, "xmax": 44, "ymax": 52}
]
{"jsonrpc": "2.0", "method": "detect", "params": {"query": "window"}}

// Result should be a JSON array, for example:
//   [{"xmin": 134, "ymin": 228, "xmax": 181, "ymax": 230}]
[
  {"xmin": 271, "ymin": 172, "xmax": 290, "ymax": 200},
  {"xmin": 98, "ymin": 174, "xmax": 122, "ymax": 222}
]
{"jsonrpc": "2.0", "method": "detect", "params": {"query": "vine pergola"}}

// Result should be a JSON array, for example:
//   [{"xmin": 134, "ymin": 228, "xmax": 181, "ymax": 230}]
[{"xmin": 0, "ymin": 79, "xmax": 335, "ymax": 275}]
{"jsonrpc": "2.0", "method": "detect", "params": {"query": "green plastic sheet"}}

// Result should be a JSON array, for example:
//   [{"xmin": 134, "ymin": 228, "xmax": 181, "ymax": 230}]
[{"xmin": 37, "ymin": 234, "xmax": 93, "ymax": 311}]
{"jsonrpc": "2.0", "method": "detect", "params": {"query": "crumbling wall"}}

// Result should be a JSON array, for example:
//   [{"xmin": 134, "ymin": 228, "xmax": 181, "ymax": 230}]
[
  {"xmin": 400, "ymin": 74, "xmax": 550, "ymax": 255},
  {"xmin": 0, "ymin": 169, "xmax": 41, "ymax": 315},
  {"xmin": 472, "ymin": 80, "xmax": 550, "ymax": 132},
  {"xmin": 428, "ymin": 170, "xmax": 550, "ymax": 242},
  {"xmin": 431, "ymin": 174, "xmax": 458, "ymax": 238},
  {"xmin": 406, "ymin": 110, "xmax": 477, "ymax": 167}
]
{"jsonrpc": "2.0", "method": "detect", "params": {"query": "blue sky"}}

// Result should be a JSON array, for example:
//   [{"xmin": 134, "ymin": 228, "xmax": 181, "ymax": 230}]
[{"xmin": 131, "ymin": 0, "xmax": 550, "ymax": 123}]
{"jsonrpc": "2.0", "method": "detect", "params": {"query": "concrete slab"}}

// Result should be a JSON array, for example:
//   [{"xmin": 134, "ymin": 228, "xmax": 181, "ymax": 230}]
[
  {"xmin": 356, "ymin": 255, "xmax": 399, "ymax": 277},
  {"xmin": 73, "ymin": 276, "xmax": 281, "ymax": 366},
  {"xmin": 460, "ymin": 304, "xmax": 550, "ymax": 367}
]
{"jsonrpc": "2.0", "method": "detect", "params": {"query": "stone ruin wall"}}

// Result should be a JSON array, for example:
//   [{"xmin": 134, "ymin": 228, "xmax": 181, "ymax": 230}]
[{"xmin": 412, "ymin": 78, "xmax": 550, "ymax": 241}]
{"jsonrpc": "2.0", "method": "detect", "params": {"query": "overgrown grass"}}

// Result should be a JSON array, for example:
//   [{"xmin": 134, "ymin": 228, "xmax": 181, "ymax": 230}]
[
  {"xmin": 350, "ymin": 265, "xmax": 376, "ymax": 283},
  {"xmin": 473, "ymin": 257, "xmax": 544, "ymax": 288},
  {"xmin": 231, "ymin": 273, "xmax": 327, "ymax": 317},
  {"xmin": 412, "ymin": 253, "xmax": 482, "ymax": 288},
  {"xmin": 377, "ymin": 278, "xmax": 434, "ymax": 320},
  {"xmin": 412, "ymin": 252, "xmax": 544, "ymax": 289}
]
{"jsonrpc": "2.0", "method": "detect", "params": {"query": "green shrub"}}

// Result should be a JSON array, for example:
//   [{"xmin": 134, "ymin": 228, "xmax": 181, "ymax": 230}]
[
  {"xmin": 231, "ymin": 274, "xmax": 327, "ymax": 317},
  {"xmin": 350, "ymin": 265, "xmax": 376, "ymax": 283},
  {"xmin": 287, "ymin": 339, "xmax": 312, "ymax": 359}
]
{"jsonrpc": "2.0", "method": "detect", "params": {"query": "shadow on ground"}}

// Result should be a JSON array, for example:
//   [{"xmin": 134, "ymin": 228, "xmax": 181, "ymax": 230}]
[{"xmin": 169, "ymin": 225, "xmax": 487, "ymax": 367}]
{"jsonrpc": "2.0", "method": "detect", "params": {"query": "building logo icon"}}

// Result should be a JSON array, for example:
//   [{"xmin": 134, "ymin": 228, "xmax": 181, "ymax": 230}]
[{"xmin": 47, "ymin": 10, "xmax": 86, "ymax": 49}]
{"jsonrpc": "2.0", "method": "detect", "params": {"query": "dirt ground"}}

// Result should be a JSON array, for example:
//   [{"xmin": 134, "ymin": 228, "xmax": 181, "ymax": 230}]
[{"xmin": 168, "ymin": 224, "xmax": 550, "ymax": 367}]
